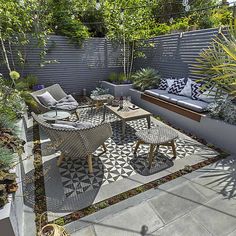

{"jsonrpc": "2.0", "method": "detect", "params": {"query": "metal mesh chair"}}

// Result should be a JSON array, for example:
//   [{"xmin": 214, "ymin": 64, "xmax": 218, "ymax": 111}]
[{"xmin": 32, "ymin": 112, "xmax": 113, "ymax": 174}]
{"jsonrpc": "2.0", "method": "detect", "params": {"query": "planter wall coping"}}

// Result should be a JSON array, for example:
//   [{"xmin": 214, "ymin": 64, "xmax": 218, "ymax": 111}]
[{"xmin": 102, "ymin": 81, "xmax": 133, "ymax": 87}]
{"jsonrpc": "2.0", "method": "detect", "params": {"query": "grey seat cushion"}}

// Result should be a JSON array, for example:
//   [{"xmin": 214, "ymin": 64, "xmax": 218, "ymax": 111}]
[
  {"xmin": 145, "ymin": 89, "xmax": 169, "ymax": 98},
  {"xmin": 55, "ymin": 120, "xmax": 95, "ymax": 129},
  {"xmin": 145, "ymin": 89, "xmax": 208, "ymax": 112},
  {"xmin": 158, "ymin": 93, "xmax": 189, "ymax": 104},
  {"xmin": 177, "ymin": 99, "xmax": 209, "ymax": 112},
  {"xmin": 145, "ymin": 89, "xmax": 192, "ymax": 104}
]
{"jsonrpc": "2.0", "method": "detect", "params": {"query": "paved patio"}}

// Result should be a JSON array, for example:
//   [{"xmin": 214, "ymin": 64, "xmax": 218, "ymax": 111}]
[
  {"xmin": 66, "ymin": 154, "xmax": 236, "ymax": 236},
  {"xmin": 21, "ymin": 108, "xmax": 231, "ymax": 236}
]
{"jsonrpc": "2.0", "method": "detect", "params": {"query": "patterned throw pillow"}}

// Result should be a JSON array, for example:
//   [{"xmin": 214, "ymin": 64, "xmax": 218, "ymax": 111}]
[
  {"xmin": 158, "ymin": 79, "xmax": 168, "ymax": 90},
  {"xmin": 168, "ymin": 78, "xmax": 186, "ymax": 95},
  {"xmin": 191, "ymin": 83, "xmax": 204, "ymax": 100}
]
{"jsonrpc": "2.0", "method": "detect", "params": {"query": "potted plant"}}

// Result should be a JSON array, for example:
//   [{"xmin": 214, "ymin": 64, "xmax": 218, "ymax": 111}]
[{"xmin": 101, "ymin": 72, "xmax": 133, "ymax": 97}]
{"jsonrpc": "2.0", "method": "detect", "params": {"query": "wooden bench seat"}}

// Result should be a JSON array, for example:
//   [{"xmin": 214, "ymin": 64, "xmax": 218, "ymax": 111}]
[{"xmin": 141, "ymin": 93, "xmax": 206, "ymax": 122}]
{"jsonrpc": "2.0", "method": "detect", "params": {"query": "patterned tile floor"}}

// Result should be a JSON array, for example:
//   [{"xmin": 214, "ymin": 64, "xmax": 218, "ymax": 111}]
[{"xmin": 58, "ymin": 108, "xmax": 213, "ymax": 198}]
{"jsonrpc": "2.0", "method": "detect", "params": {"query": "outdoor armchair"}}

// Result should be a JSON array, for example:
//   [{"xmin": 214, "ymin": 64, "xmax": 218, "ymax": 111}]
[
  {"xmin": 30, "ymin": 84, "xmax": 79, "ymax": 118},
  {"xmin": 31, "ymin": 112, "xmax": 112, "ymax": 174}
]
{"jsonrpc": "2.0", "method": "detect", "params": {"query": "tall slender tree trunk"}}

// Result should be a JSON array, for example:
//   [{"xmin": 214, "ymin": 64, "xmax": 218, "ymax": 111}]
[
  {"xmin": 0, "ymin": 32, "xmax": 11, "ymax": 73},
  {"xmin": 8, "ymin": 41, "xmax": 15, "ymax": 71},
  {"xmin": 0, "ymin": 31, "xmax": 16, "ymax": 87},
  {"xmin": 129, "ymin": 40, "xmax": 135, "ymax": 79},
  {"xmin": 123, "ymin": 37, "xmax": 126, "ymax": 77}
]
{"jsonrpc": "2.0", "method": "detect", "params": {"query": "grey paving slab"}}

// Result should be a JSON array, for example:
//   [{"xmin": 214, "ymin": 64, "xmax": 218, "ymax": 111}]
[
  {"xmin": 191, "ymin": 196, "xmax": 236, "ymax": 236},
  {"xmin": 189, "ymin": 158, "xmax": 236, "ymax": 199},
  {"xmin": 227, "ymin": 229, "xmax": 236, "ymax": 236},
  {"xmin": 69, "ymin": 225, "xmax": 96, "ymax": 236},
  {"xmin": 149, "ymin": 182, "xmax": 208, "ymax": 224},
  {"xmin": 23, "ymin": 205, "xmax": 36, "ymax": 236},
  {"xmin": 94, "ymin": 202, "xmax": 163, "ymax": 236},
  {"xmin": 153, "ymin": 214, "xmax": 212, "ymax": 236}
]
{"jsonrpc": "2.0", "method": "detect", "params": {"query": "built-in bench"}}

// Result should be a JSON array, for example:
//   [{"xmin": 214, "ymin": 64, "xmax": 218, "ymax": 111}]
[{"xmin": 141, "ymin": 89, "xmax": 209, "ymax": 122}]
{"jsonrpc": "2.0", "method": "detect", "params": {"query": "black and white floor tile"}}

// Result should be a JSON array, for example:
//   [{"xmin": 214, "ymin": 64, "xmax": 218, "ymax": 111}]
[{"xmin": 59, "ymin": 108, "xmax": 216, "ymax": 198}]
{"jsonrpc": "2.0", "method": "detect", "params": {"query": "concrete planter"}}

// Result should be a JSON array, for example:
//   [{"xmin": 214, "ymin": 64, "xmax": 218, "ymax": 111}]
[
  {"xmin": 129, "ymin": 88, "xmax": 236, "ymax": 154},
  {"xmin": 0, "ymin": 116, "xmax": 27, "ymax": 236},
  {"xmin": 101, "ymin": 81, "xmax": 133, "ymax": 97}
]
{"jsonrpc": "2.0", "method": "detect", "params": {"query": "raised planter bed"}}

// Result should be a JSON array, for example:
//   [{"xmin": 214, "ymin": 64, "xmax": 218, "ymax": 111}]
[
  {"xmin": 0, "ymin": 116, "xmax": 27, "ymax": 236},
  {"xmin": 129, "ymin": 88, "xmax": 236, "ymax": 154},
  {"xmin": 101, "ymin": 81, "xmax": 133, "ymax": 97}
]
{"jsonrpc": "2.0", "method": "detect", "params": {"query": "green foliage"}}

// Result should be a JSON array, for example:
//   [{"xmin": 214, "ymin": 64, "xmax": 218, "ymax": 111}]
[
  {"xmin": 0, "ymin": 146, "xmax": 15, "ymax": 170},
  {"xmin": 0, "ymin": 0, "xmax": 51, "ymax": 73},
  {"xmin": 152, "ymin": 23, "xmax": 171, "ymax": 35},
  {"xmin": 53, "ymin": 217, "xmax": 65, "ymax": 226},
  {"xmin": 207, "ymin": 98, "xmax": 236, "ymax": 125},
  {"xmin": 191, "ymin": 20, "xmax": 236, "ymax": 98},
  {"xmin": 211, "ymin": 5, "xmax": 233, "ymax": 27},
  {"xmin": 107, "ymin": 72, "xmax": 130, "ymax": 84},
  {"xmin": 171, "ymin": 17, "xmax": 190, "ymax": 32},
  {"xmin": 91, "ymin": 87, "xmax": 109, "ymax": 96},
  {"xmin": 9, "ymin": 71, "xmax": 20, "ymax": 80},
  {"xmin": 132, "ymin": 68, "xmax": 161, "ymax": 91},
  {"xmin": 0, "ymin": 77, "xmax": 26, "ymax": 120},
  {"xmin": 48, "ymin": 0, "xmax": 89, "ymax": 44},
  {"xmin": 15, "ymin": 74, "xmax": 37, "ymax": 90}
]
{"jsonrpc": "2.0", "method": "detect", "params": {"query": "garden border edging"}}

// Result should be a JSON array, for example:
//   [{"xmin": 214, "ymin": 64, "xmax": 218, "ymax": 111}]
[{"xmin": 0, "ymin": 115, "xmax": 28, "ymax": 236}]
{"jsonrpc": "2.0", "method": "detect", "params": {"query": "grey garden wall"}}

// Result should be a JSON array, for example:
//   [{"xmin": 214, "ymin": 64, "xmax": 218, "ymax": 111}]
[{"xmin": 134, "ymin": 28, "xmax": 221, "ymax": 80}]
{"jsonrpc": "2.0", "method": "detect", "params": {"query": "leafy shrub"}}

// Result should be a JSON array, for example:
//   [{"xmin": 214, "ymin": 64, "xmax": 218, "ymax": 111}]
[
  {"xmin": 91, "ymin": 87, "xmax": 109, "ymax": 96},
  {"xmin": 152, "ymin": 23, "xmax": 171, "ymax": 35},
  {"xmin": 107, "ymin": 73, "xmax": 131, "ymax": 84},
  {"xmin": 207, "ymin": 98, "xmax": 236, "ymax": 125},
  {"xmin": 132, "ymin": 68, "xmax": 161, "ymax": 91},
  {"xmin": 0, "ymin": 146, "xmax": 15, "ymax": 170}
]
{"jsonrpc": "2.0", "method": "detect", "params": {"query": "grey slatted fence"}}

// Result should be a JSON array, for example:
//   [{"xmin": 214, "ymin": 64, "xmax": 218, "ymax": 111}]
[
  {"xmin": 134, "ymin": 27, "xmax": 221, "ymax": 80},
  {"xmin": 0, "ymin": 27, "xmax": 225, "ymax": 94},
  {"xmin": 20, "ymin": 36, "xmax": 124, "ymax": 94}
]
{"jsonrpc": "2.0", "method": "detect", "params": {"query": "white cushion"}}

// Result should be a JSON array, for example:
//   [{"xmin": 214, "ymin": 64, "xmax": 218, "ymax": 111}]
[
  {"xmin": 36, "ymin": 91, "xmax": 57, "ymax": 107},
  {"xmin": 179, "ymin": 78, "xmax": 193, "ymax": 97},
  {"xmin": 166, "ymin": 78, "xmax": 175, "ymax": 89}
]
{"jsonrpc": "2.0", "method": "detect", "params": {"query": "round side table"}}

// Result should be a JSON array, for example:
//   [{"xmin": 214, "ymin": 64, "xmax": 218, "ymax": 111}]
[
  {"xmin": 90, "ymin": 94, "xmax": 114, "ymax": 110},
  {"xmin": 39, "ymin": 110, "xmax": 71, "ymax": 122}
]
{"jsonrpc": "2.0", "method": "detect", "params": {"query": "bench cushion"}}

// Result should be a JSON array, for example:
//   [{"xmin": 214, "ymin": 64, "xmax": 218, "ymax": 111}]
[
  {"xmin": 145, "ymin": 89, "xmax": 189, "ymax": 104},
  {"xmin": 145, "ymin": 89, "xmax": 169, "ymax": 98},
  {"xmin": 159, "ymin": 93, "xmax": 190, "ymax": 104},
  {"xmin": 177, "ymin": 99, "xmax": 209, "ymax": 112}
]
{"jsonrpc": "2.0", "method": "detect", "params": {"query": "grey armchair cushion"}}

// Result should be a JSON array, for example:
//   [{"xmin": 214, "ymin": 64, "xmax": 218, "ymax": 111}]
[
  {"xmin": 55, "ymin": 95, "xmax": 79, "ymax": 110},
  {"xmin": 36, "ymin": 91, "xmax": 57, "ymax": 106},
  {"xmin": 55, "ymin": 120, "xmax": 95, "ymax": 129}
]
